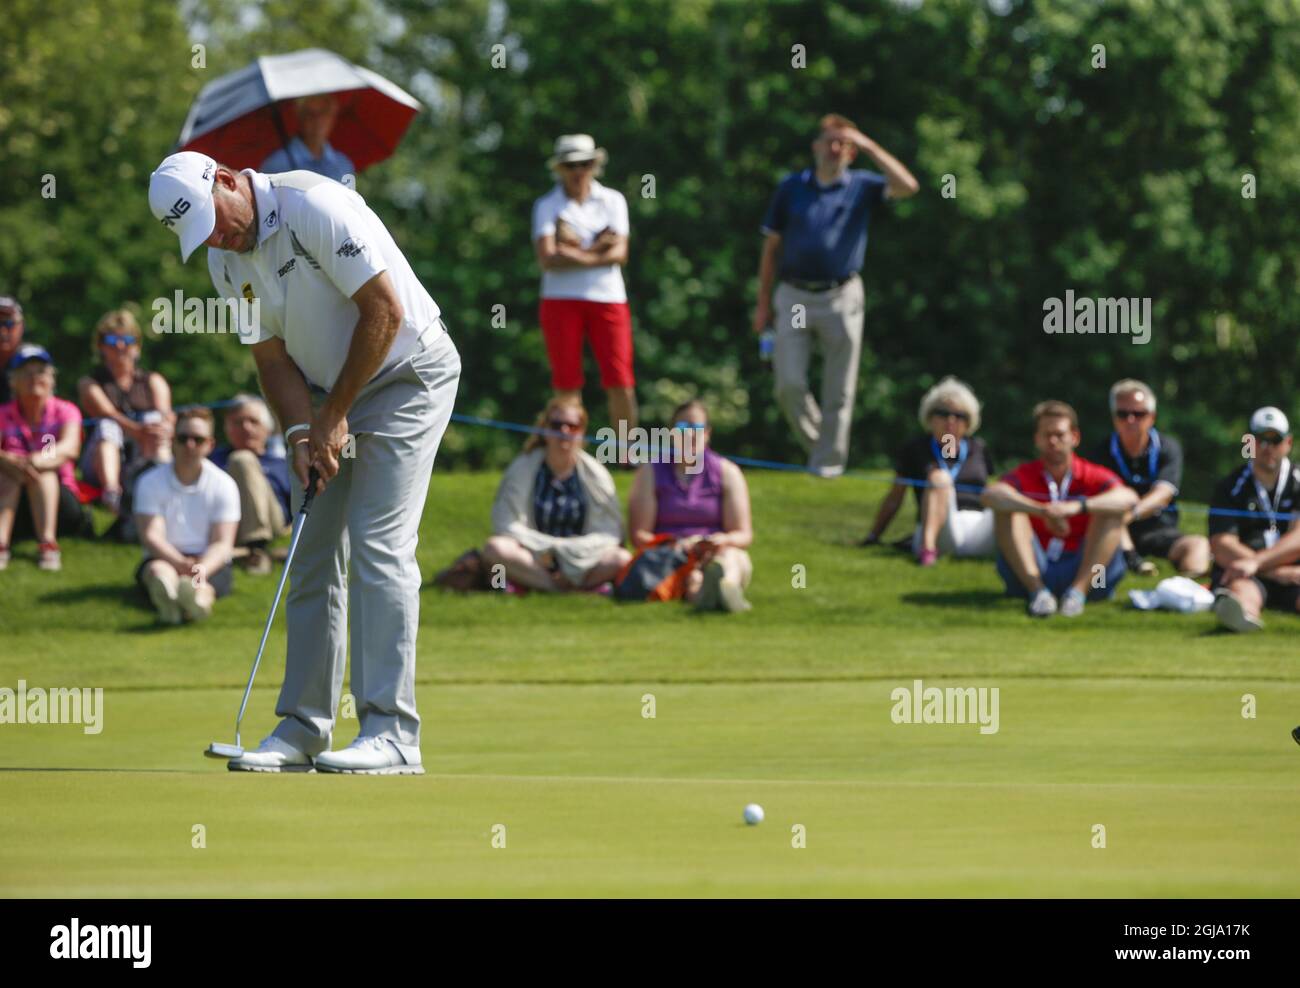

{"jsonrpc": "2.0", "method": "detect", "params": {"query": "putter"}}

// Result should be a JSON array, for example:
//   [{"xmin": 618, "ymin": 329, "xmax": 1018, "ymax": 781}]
[{"xmin": 205, "ymin": 468, "xmax": 321, "ymax": 760}]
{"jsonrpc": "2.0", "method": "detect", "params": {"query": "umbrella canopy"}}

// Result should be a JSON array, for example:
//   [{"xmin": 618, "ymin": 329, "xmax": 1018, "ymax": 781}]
[{"xmin": 177, "ymin": 48, "xmax": 421, "ymax": 173}]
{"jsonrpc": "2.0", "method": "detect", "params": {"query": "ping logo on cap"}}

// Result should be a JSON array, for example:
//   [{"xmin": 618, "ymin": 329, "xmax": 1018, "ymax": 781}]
[{"xmin": 160, "ymin": 198, "xmax": 192, "ymax": 228}]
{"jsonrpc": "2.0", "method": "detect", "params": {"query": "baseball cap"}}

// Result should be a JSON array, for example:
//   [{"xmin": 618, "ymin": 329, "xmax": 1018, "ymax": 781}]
[
  {"xmin": 7, "ymin": 343, "xmax": 53, "ymax": 371},
  {"xmin": 149, "ymin": 152, "xmax": 218, "ymax": 262},
  {"xmin": 0, "ymin": 296, "xmax": 22, "ymax": 315},
  {"xmin": 1249, "ymin": 406, "xmax": 1290, "ymax": 437}
]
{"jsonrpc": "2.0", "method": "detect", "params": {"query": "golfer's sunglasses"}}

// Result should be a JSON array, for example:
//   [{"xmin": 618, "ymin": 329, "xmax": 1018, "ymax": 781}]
[
  {"xmin": 561, "ymin": 160, "xmax": 594, "ymax": 170},
  {"xmin": 548, "ymin": 419, "xmax": 583, "ymax": 433},
  {"xmin": 1114, "ymin": 409, "xmax": 1151, "ymax": 421},
  {"xmin": 0, "ymin": 319, "xmax": 19, "ymax": 330},
  {"xmin": 1255, "ymin": 432, "xmax": 1287, "ymax": 447}
]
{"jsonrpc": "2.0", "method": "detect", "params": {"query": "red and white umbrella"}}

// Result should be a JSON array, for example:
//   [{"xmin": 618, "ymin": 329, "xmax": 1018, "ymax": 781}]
[{"xmin": 177, "ymin": 48, "xmax": 421, "ymax": 172}]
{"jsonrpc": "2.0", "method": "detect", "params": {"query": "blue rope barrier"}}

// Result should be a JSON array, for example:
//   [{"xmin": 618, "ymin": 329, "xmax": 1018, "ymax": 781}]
[{"xmin": 2, "ymin": 398, "xmax": 1293, "ymax": 522}]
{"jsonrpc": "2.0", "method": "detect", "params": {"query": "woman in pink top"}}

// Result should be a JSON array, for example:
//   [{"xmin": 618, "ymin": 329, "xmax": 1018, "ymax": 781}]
[
  {"xmin": 627, "ymin": 400, "xmax": 754, "ymax": 612},
  {"xmin": 0, "ymin": 345, "xmax": 88, "ymax": 571}
]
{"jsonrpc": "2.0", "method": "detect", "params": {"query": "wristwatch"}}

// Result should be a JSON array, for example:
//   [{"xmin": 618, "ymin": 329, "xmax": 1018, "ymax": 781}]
[{"xmin": 285, "ymin": 423, "xmax": 310, "ymax": 444}]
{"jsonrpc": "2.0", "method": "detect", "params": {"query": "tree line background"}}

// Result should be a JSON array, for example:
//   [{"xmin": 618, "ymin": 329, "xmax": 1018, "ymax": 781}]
[{"xmin": 3, "ymin": 0, "xmax": 1299, "ymax": 496}]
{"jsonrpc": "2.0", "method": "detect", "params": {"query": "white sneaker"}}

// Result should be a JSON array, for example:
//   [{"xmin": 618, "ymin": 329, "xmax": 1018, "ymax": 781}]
[
  {"xmin": 1027, "ymin": 587, "xmax": 1058, "ymax": 618},
  {"xmin": 809, "ymin": 464, "xmax": 845, "ymax": 479},
  {"xmin": 1059, "ymin": 588, "xmax": 1086, "ymax": 617},
  {"xmin": 315, "ymin": 736, "xmax": 424, "ymax": 776},
  {"xmin": 228, "ymin": 735, "xmax": 315, "ymax": 773},
  {"xmin": 1213, "ymin": 590, "xmax": 1263, "ymax": 633},
  {"xmin": 37, "ymin": 542, "xmax": 61, "ymax": 572}
]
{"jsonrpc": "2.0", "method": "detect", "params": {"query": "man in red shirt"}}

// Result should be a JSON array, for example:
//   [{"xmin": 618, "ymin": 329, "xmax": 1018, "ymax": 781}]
[{"xmin": 981, "ymin": 400, "xmax": 1137, "ymax": 617}]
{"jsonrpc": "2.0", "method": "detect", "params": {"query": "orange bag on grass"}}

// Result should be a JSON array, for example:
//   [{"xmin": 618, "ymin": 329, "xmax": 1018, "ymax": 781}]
[{"xmin": 612, "ymin": 534, "xmax": 701, "ymax": 602}]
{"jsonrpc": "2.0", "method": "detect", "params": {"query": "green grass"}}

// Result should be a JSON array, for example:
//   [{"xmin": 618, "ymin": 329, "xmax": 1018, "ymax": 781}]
[{"xmin": 1, "ymin": 469, "xmax": 1297, "ymax": 896}]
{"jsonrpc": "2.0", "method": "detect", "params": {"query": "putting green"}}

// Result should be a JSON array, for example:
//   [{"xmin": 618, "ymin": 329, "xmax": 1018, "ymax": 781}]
[
  {"xmin": 1, "ymin": 679, "xmax": 1296, "ymax": 897},
  {"xmin": 1, "ymin": 472, "xmax": 1297, "ymax": 896}
]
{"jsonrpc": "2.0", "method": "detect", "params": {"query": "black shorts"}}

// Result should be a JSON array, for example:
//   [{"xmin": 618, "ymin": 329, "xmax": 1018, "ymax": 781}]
[
  {"xmin": 1131, "ymin": 522, "xmax": 1187, "ymax": 559},
  {"xmin": 9, "ymin": 484, "xmax": 93, "ymax": 543},
  {"xmin": 134, "ymin": 558, "xmax": 234, "ymax": 599},
  {"xmin": 1210, "ymin": 567, "xmax": 1300, "ymax": 614}
]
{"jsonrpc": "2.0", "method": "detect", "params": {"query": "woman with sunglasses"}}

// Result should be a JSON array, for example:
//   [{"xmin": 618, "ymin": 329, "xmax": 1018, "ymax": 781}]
[
  {"xmin": 76, "ymin": 309, "xmax": 174, "ymax": 520},
  {"xmin": 481, "ymin": 395, "xmax": 630, "ymax": 591},
  {"xmin": 626, "ymin": 400, "xmax": 754, "ymax": 611},
  {"xmin": 861, "ymin": 376, "xmax": 996, "ymax": 564},
  {"xmin": 0, "ymin": 345, "xmax": 92, "ymax": 571}
]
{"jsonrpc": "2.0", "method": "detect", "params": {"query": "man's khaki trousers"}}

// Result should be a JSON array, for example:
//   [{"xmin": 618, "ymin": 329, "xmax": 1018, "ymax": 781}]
[{"xmin": 772, "ymin": 274, "xmax": 865, "ymax": 475}]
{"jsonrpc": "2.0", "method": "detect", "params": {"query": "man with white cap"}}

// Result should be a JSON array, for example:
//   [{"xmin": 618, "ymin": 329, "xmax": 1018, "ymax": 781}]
[
  {"xmin": 148, "ymin": 151, "xmax": 461, "ymax": 773},
  {"xmin": 1208, "ymin": 406, "xmax": 1300, "ymax": 632},
  {"xmin": 532, "ymin": 134, "xmax": 637, "ymax": 435}
]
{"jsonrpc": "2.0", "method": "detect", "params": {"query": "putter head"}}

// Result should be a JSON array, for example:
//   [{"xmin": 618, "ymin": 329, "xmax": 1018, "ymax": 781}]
[{"xmin": 205, "ymin": 741, "xmax": 244, "ymax": 760}]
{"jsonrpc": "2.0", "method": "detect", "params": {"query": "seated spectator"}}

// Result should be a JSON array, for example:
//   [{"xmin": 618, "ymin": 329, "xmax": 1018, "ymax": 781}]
[
  {"xmin": 482, "ymin": 396, "xmax": 630, "ymax": 591},
  {"xmin": 980, "ymin": 400, "xmax": 1137, "ymax": 618},
  {"xmin": 861, "ymin": 376, "xmax": 995, "ymax": 564},
  {"xmin": 0, "ymin": 295, "xmax": 26, "ymax": 405},
  {"xmin": 209, "ymin": 394, "xmax": 291, "ymax": 574},
  {"xmin": 0, "ymin": 345, "xmax": 91, "ymax": 571},
  {"xmin": 133, "ymin": 407, "xmax": 239, "ymax": 624},
  {"xmin": 627, "ymin": 400, "xmax": 754, "ymax": 611},
  {"xmin": 1208, "ymin": 406, "xmax": 1300, "ymax": 633},
  {"xmin": 1090, "ymin": 378, "xmax": 1210, "ymax": 577},
  {"xmin": 77, "ymin": 308, "xmax": 173, "ymax": 521}
]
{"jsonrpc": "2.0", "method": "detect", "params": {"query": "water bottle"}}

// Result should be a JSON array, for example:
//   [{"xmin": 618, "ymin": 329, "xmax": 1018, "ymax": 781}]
[{"xmin": 759, "ymin": 328, "xmax": 776, "ymax": 361}]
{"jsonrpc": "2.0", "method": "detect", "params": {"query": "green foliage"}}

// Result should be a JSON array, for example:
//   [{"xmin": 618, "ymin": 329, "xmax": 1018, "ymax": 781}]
[{"xmin": 3, "ymin": 0, "xmax": 1299, "ymax": 492}]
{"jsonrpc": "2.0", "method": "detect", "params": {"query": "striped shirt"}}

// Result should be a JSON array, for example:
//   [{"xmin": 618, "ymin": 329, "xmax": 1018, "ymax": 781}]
[{"xmin": 533, "ymin": 461, "xmax": 587, "ymax": 537}]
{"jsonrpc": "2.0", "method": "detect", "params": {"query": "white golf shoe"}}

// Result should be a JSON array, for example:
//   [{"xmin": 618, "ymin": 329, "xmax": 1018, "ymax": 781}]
[
  {"xmin": 314, "ymin": 736, "xmax": 424, "ymax": 776},
  {"xmin": 228, "ymin": 735, "xmax": 315, "ymax": 773}
]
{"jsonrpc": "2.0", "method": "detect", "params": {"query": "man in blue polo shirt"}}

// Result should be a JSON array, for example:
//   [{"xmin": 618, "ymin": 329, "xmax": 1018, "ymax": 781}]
[
  {"xmin": 754, "ymin": 113, "xmax": 918, "ymax": 477},
  {"xmin": 261, "ymin": 94, "xmax": 356, "ymax": 186}
]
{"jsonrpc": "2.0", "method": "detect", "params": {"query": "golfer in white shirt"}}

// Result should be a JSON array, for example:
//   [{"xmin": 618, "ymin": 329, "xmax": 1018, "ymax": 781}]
[{"xmin": 149, "ymin": 152, "xmax": 461, "ymax": 775}]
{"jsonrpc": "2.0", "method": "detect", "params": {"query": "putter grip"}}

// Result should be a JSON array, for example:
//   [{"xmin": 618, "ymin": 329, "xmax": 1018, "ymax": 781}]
[{"xmin": 302, "ymin": 467, "xmax": 321, "ymax": 512}]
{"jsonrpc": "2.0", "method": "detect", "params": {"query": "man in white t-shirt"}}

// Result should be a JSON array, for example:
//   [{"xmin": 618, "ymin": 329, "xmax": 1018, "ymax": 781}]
[
  {"xmin": 532, "ymin": 134, "xmax": 637, "ymax": 434},
  {"xmin": 149, "ymin": 151, "xmax": 461, "ymax": 775},
  {"xmin": 134, "ymin": 407, "xmax": 239, "ymax": 624}
]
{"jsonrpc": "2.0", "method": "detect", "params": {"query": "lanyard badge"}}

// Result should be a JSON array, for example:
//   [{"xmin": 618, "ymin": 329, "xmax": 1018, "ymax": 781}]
[
  {"xmin": 1043, "ymin": 469, "xmax": 1073, "ymax": 562},
  {"xmin": 1252, "ymin": 459, "xmax": 1291, "ymax": 548},
  {"xmin": 1109, "ymin": 428, "xmax": 1160, "ymax": 485}
]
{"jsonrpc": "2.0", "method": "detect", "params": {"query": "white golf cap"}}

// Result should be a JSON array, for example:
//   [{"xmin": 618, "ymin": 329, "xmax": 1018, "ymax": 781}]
[
  {"xmin": 149, "ymin": 152, "xmax": 218, "ymax": 262},
  {"xmin": 1249, "ymin": 406, "xmax": 1290, "ymax": 436}
]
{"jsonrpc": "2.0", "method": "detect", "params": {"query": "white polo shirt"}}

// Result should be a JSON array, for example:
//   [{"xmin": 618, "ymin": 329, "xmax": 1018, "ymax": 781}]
[
  {"xmin": 531, "ymin": 180, "xmax": 629, "ymax": 303},
  {"xmin": 207, "ymin": 170, "xmax": 444, "ymax": 391},
  {"xmin": 134, "ymin": 460, "xmax": 241, "ymax": 558}
]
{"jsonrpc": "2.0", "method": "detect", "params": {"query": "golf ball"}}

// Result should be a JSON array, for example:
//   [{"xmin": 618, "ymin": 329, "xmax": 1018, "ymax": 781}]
[{"xmin": 743, "ymin": 803, "xmax": 764, "ymax": 825}]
